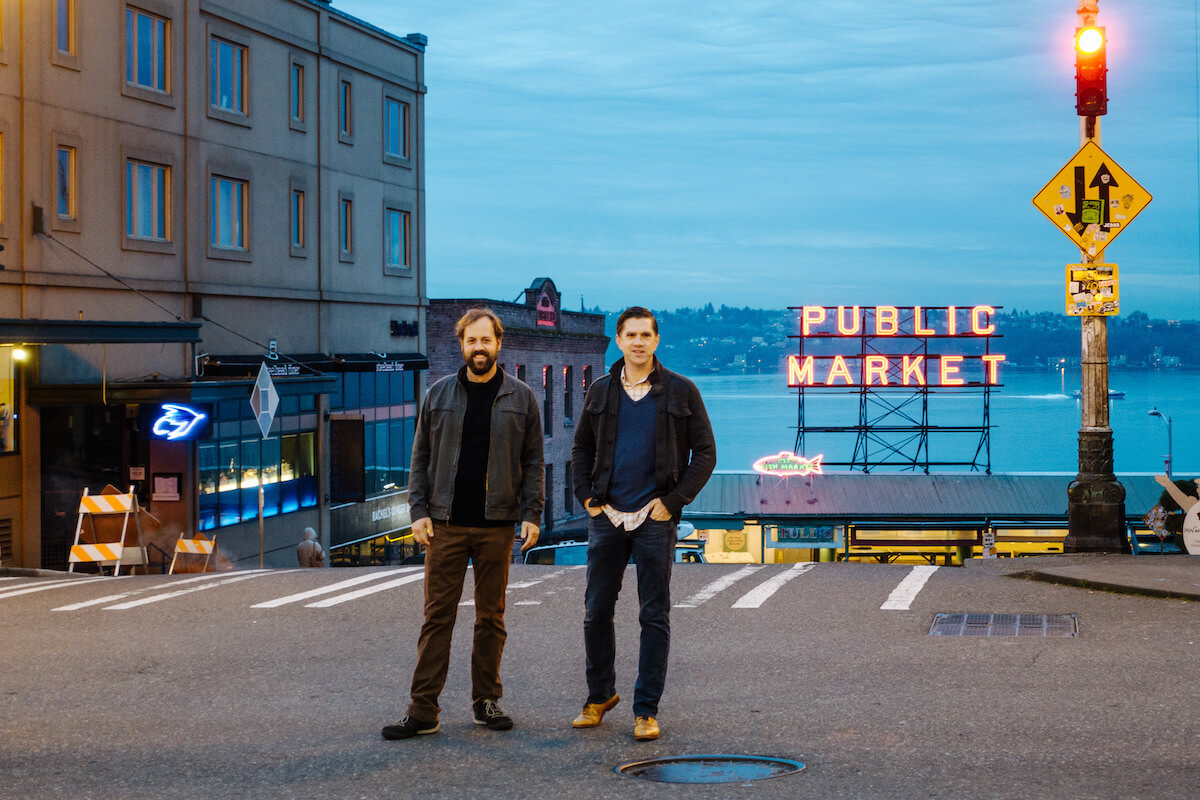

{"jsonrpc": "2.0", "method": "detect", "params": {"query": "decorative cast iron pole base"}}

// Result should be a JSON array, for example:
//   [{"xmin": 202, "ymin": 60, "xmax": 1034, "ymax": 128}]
[{"xmin": 1066, "ymin": 429, "xmax": 1126, "ymax": 552}]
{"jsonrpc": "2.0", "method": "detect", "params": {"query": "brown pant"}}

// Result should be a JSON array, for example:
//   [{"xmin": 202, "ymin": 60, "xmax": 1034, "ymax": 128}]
[{"xmin": 407, "ymin": 522, "xmax": 513, "ymax": 721}]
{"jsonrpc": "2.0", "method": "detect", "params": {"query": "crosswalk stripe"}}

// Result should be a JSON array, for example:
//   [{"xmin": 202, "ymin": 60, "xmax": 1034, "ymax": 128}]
[
  {"xmin": 51, "ymin": 571, "xmax": 269, "ymax": 612},
  {"xmin": 731, "ymin": 563, "xmax": 815, "ymax": 608},
  {"xmin": 462, "ymin": 566, "xmax": 578, "ymax": 605},
  {"xmin": 674, "ymin": 565, "xmax": 764, "ymax": 608},
  {"xmin": 252, "ymin": 567, "xmax": 420, "ymax": 608},
  {"xmin": 880, "ymin": 565, "xmax": 939, "ymax": 610},
  {"xmin": 102, "ymin": 571, "xmax": 286, "ymax": 610},
  {"xmin": 0, "ymin": 577, "xmax": 21, "ymax": 582},
  {"xmin": 0, "ymin": 578, "xmax": 106, "ymax": 601},
  {"xmin": 304, "ymin": 572, "xmax": 424, "ymax": 608}
]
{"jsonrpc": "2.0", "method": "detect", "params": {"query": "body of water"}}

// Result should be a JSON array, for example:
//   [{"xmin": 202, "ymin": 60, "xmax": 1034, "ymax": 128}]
[{"xmin": 691, "ymin": 370, "xmax": 1199, "ymax": 475}]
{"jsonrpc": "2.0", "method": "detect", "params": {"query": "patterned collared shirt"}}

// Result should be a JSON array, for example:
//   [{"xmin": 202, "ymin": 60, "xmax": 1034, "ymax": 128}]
[
  {"xmin": 620, "ymin": 365, "xmax": 653, "ymax": 401},
  {"xmin": 601, "ymin": 365, "xmax": 657, "ymax": 529}
]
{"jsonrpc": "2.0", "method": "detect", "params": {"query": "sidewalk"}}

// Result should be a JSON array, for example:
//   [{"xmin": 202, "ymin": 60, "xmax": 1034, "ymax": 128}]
[{"xmin": 966, "ymin": 553, "xmax": 1200, "ymax": 600}]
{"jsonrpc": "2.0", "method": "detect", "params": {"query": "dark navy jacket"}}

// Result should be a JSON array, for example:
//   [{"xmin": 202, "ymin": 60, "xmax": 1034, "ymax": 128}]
[{"xmin": 571, "ymin": 357, "xmax": 716, "ymax": 519}]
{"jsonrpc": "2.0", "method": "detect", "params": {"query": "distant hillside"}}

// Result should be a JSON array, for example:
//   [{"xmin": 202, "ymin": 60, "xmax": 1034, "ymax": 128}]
[{"xmin": 589, "ymin": 306, "xmax": 1200, "ymax": 372}]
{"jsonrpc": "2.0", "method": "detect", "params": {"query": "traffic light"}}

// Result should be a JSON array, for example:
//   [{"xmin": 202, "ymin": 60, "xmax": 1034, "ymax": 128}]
[{"xmin": 1075, "ymin": 26, "xmax": 1107, "ymax": 116}]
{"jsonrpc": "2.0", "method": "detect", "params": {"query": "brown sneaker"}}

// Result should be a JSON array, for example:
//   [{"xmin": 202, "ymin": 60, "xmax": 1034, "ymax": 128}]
[
  {"xmin": 571, "ymin": 693, "xmax": 620, "ymax": 728},
  {"xmin": 634, "ymin": 716, "xmax": 660, "ymax": 741}
]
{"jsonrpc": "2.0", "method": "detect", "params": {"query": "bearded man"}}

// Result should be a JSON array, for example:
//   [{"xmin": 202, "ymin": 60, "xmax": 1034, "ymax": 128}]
[{"xmin": 383, "ymin": 307, "xmax": 544, "ymax": 740}]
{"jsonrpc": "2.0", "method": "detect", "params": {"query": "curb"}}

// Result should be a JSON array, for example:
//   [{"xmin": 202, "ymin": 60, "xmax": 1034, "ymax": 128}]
[
  {"xmin": 1014, "ymin": 569, "xmax": 1200, "ymax": 602},
  {"xmin": 0, "ymin": 567, "xmax": 88, "ymax": 578}
]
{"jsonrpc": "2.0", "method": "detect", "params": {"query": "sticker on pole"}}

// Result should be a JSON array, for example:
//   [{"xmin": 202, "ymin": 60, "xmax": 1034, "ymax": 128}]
[
  {"xmin": 1032, "ymin": 141, "xmax": 1151, "ymax": 257},
  {"xmin": 250, "ymin": 362, "xmax": 280, "ymax": 439},
  {"xmin": 1065, "ymin": 263, "xmax": 1118, "ymax": 316}
]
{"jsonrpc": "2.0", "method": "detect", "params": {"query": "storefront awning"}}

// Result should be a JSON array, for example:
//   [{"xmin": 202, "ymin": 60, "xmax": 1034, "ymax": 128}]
[
  {"xmin": 201, "ymin": 352, "xmax": 428, "ymax": 378},
  {"xmin": 0, "ymin": 318, "xmax": 202, "ymax": 345}
]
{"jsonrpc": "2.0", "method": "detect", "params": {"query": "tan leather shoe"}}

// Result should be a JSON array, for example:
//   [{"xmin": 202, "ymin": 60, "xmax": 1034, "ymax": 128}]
[
  {"xmin": 634, "ymin": 716, "xmax": 660, "ymax": 741},
  {"xmin": 571, "ymin": 693, "xmax": 620, "ymax": 728}
]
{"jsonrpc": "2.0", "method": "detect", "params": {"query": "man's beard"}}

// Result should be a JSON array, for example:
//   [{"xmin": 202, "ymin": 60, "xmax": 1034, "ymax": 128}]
[{"xmin": 465, "ymin": 350, "xmax": 496, "ymax": 376}]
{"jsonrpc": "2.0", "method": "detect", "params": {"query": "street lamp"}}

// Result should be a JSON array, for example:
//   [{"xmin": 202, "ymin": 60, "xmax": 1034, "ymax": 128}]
[{"xmin": 1148, "ymin": 407, "xmax": 1172, "ymax": 478}]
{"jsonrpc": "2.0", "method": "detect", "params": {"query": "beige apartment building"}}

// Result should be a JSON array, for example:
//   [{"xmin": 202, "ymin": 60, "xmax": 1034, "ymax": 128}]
[{"xmin": 0, "ymin": 0, "xmax": 428, "ymax": 569}]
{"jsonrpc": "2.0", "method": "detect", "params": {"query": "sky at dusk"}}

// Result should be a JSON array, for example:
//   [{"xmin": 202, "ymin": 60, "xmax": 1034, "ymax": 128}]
[{"xmin": 340, "ymin": 0, "xmax": 1200, "ymax": 319}]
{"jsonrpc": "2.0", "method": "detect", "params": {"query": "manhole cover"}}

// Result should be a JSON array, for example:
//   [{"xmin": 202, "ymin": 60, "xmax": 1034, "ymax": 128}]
[
  {"xmin": 930, "ymin": 613, "xmax": 1078, "ymax": 637},
  {"xmin": 615, "ymin": 755, "xmax": 805, "ymax": 784}
]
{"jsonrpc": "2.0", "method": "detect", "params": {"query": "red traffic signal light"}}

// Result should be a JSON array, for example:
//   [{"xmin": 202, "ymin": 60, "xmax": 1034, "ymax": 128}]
[{"xmin": 1075, "ymin": 26, "xmax": 1107, "ymax": 116}]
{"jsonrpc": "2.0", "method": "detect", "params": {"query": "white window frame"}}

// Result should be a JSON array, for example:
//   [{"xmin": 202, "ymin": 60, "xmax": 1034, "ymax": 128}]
[
  {"xmin": 51, "ymin": 133, "xmax": 81, "ymax": 233},
  {"xmin": 337, "ymin": 72, "xmax": 354, "ymax": 145},
  {"xmin": 53, "ymin": 0, "xmax": 78, "ymax": 69}
]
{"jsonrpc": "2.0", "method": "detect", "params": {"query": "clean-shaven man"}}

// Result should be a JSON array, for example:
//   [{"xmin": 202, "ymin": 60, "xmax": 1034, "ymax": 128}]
[
  {"xmin": 570, "ymin": 306, "xmax": 716, "ymax": 741},
  {"xmin": 383, "ymin": 308, "xmax": 544, "ymax": 740}
]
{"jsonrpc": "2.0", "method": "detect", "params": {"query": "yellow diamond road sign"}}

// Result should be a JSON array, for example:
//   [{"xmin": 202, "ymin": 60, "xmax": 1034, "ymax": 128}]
[{"xmin": 1032, "ymin": 141, "xmax": 1152, "ymax": 257}]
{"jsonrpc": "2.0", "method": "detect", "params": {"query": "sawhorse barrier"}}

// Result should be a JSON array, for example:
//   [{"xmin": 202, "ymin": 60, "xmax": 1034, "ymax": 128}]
[
  {"xmin": 169, "ymin": 532, "xmax": 218, "ymax": 574},
  {"xmin": 68, "ymin": 486, "xmax": 148, "ymax": 576}
]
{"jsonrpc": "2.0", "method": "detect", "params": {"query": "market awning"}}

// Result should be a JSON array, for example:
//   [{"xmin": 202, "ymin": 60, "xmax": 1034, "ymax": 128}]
[
  {"xmin": 201, "ymin": 352, "xmax": 428, "ymax": 378},
  {"xmin": 27, "ymin": 374, "xmax": 336, "ymax": 405}
]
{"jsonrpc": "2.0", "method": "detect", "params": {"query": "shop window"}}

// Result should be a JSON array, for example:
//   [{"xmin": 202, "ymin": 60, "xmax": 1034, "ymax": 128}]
[
  {"xmin": 0, "ymin": 348, "xmax": 19, "ymax": 454},
  {"xmin": 198, "ymin": 400, "xmax": 318, "ymax": 531}
]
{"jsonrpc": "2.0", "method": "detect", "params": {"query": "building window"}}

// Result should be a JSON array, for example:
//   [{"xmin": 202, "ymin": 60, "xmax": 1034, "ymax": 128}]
[
  {"xmin": 384, "ymin": 97, "xmax": 408, "ymax": 160},
  {"xmin": 56, "ymin": 0, "xmax": 75, "ymax": 56},
  {"xmin": 564, "ymin": 460, "xmax": 573, "ymax": 514},
  {"xmin": 543, "ymin": 366, "xmax": 553, "ymax": 436},
  {"xmin": 516, "ymin": 365, "xmax": 526, "ymax": 384},
  {"xmin": 209, "ymin": 37, "xmax": 246, "ymax": 114},
  {"xmin": 563, "ymin": 365, "xmax": 573, "ymax": 424},
  {"xmin": 385, "ymin": 208, "xmax": 410, "ymax": 270},
  {"xmin": 544, "ymin": 464, "xmax": 554, "ymax": 532},
  {"xmin": 291, "ymin": 189, "xmax": 305, "ymax": 249},
  {"xmin": 125, "ymin": 160, "xmax": 169, "ymax": 241},
  {"xmin": 338, "ymin": 79, "xmax": 353, "ymax": 139},
  {"xmin": 0, "ymin": 348, "xmax": 19, "ymax": 455},
  {"xmin": 210, "ymin": 175, "xmax": 247, "ymax": 249},
  {"xmin": 126, "ymin": 8, "xmax": 168, "ymax": 93},
  {"xmin": 290, "ymin": 62, "xmax": 304, "ymax": 123},
  {"xmin": 56, "ymin": 145, "xmax": 77, "ymax": 220},
  {"xmin": 339, "ymin": 196, "xmax": 353, "ymax": 258},
  {"xmin": 583, "ymin": 365, "xmax": 593, "ymax": 394},
  {"xmin": 198, "ymin": 397, "xmax": 319, "ymax": 531}
]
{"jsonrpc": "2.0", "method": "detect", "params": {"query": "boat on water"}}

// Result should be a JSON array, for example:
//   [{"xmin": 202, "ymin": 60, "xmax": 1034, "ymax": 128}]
[{"xmin": 1071, "ymin": 389, "xmax": 1125, "ymax": 399}]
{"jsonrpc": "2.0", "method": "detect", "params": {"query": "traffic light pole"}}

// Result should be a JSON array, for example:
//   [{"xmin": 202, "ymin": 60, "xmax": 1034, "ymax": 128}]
[{"xmin": 1066, "ymin": 0, "xmax": 1126, "ymax": 552}]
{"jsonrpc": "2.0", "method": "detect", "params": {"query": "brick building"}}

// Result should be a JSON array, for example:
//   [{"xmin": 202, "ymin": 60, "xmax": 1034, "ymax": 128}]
[{"xmin": 427, "ymin": 278, "xmax": 608, "ymax": 539}]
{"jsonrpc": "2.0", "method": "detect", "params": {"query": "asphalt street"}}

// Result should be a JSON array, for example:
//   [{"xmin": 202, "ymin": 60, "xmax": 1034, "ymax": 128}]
[{"xmin": 1, "ymin": 563, "xmax": 1196, "ymax": 800}]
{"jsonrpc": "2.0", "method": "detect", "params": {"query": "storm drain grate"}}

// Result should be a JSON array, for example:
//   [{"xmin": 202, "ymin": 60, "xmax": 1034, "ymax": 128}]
[
  {"xmin": 616, "ymin": 755, "xmax": 805, "ymax": 783},
  {"xmin": 930, "ymin": 613, "xmax": 1078, "ymax": 637}
]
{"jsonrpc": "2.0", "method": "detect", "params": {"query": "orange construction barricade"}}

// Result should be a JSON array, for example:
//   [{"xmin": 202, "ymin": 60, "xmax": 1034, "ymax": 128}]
[
  {"xmin": 68, "ymin": 486, "xmax": 148, "ymax": 576},
  {"xmin": 168, "ymin": 532, "xmax": 218, "ymax": 574}
]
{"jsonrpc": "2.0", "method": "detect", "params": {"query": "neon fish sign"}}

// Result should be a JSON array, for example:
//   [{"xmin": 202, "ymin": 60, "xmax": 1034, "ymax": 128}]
[
  {"xmin": 151, "ymin": 404, "xmax": 209, "ymax": 441},
  {"xmin": 753, "ymin": 451, "xmax": 823, "ymax": 477}
]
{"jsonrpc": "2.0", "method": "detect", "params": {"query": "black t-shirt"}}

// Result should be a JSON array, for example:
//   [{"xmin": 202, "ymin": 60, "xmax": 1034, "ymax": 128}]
[{"xmin": 450, "ymin": 369, "xmax": 514, "ymax": 527}]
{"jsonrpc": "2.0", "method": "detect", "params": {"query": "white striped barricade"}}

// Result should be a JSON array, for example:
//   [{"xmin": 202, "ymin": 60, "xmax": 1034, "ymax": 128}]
[
  {"xmin": 168, "ymin": 533, "xmax": 217, "ymax": 575},
  {"xmin": 68, "ymin": 486, "xmax": 148, "ymax": 576}
]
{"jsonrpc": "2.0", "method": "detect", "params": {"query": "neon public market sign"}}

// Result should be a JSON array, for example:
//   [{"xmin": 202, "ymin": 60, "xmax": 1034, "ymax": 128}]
[{"xmin": 787, "ymin": 305, "xmax": 1005, "ymax": 387}]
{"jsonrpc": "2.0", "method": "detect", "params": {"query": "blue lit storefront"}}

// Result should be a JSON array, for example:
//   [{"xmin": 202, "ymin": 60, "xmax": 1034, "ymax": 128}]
[{"xmin": 198, "ymin": 353, "xmax": 426, "ymax": 567}]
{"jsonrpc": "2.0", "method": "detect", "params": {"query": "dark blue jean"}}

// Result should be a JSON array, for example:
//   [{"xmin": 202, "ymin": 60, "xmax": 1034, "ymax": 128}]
[{"xmin": 583, "ymin": 513, "xmax": 675, "ymax": 718}]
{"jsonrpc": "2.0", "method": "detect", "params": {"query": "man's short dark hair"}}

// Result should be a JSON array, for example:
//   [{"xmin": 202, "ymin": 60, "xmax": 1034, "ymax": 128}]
[
  {"xmin": 455, "ymin": 307, "xmax": 503, "ymax": 340},
  {"xmin": 616, "ymin": 306, "xmax": 658, "ymax": 336}
]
